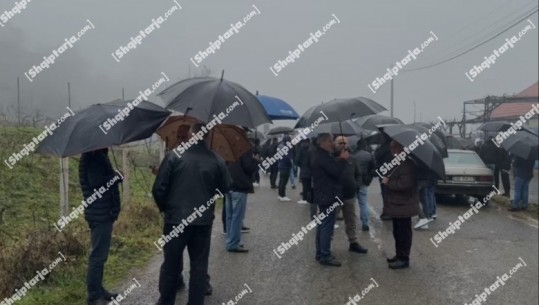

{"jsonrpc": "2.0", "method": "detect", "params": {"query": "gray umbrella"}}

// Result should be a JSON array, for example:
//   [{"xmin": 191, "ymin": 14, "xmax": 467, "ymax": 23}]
[
  {"xmin": 157, "ymin": 73, "xmax": 271, "ymax": 128},
  {"xmin": 36, "ymin": 99, "xmax": 171, "ymax": 157},
  {"xmin": 310, "ymin": 120, "xmax": 364, "ymax": 136},
  {"xmin": 352, "ymin": 114, "xmax": 403, "ymax": 131},
  {"xmin": 497, "ymin": 131, "xmax": 538, "ymax": 160},
  {"xmin": 267, "ymin": 126, "xmax": 294, "ymax": 135},
  {"xmin": 295, "ymin": 97, "xmax": 386, "ymax": 128}
]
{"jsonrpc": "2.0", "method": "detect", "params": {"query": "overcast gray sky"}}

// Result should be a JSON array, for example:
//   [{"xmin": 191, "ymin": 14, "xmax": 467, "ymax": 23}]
[{"xmin": 1, "ymin": 0, "xmax": 537, "ymax": 125}]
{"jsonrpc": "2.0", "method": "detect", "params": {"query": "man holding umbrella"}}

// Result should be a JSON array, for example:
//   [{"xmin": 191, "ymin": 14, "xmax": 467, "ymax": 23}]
[
  {"xmin": 311, "ymin": 133, "xmax": 349, "ymax": 266},
  {"xmin": 79, "ymin": 148, "xmax": 123, "ymax": 305},
  {"xmin": 153, "ymin": 123, "xmax": 231, "ymax": 305}
]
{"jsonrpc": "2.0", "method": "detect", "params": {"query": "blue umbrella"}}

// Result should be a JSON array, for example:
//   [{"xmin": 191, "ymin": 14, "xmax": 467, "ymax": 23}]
[{"xmin": 256, "ymin": 94, "xmax": 299, "ymax": 120}]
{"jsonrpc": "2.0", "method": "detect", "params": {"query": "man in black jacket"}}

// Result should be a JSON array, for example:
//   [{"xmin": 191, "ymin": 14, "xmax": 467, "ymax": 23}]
[
  {"xmin": 152, "ymin": 123, "xmax": 231, "ymax": 305},
  {"xmin": 79, "ymin": 148, "xmax": 123, "ymax": 305},
  {"xmin": 311, "ymin": 133, "xmax": 349, "ymax": 267},
  {"xmin": 226, "ymin": 147, "xmax": 259, "ymax": 252}
]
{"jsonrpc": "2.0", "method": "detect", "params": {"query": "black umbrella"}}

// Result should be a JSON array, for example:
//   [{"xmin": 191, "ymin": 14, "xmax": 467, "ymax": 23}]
[
  {"xmin": 37, "ymin": 99, "xmax": 171, "ymax": 157},
  {"xmin": 407, "ymin": 124, "xmax": 448, "ymax": 158},
  {"xmin": 381, "ymin": 125, "xmax": 445, "ymax": 179},
  {"xmin": 414, "ymin": 121, "xmax": 448, "ymax": 147},
  {"xmin": 352, "ymin": 114, "xmax": 403, "ymax": 131},
  {"xmin": 157, "ymin": 73, "xmax": 271, "ymax": 128},
  {"xmin": 478, "ymin": 121, "xmax": 538, "ymax": 136},
  {"xmin": 497, "ymin": 131, "xmax": 539, "ymax": 160},
  {"xmin": 310, "ymin": 120, "xmax": 364, "ymax": 136},
  {"xmin": 294, "ymin": 97, "xmax": 386, "ymax": 128},
  {"xmin": 267, "ymin": 126, "xmax": 294, "ymax": 136}
]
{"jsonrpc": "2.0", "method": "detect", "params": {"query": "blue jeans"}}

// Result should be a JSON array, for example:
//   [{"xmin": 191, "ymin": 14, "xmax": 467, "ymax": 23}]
[
  {"xmin": 513, "ymin": 176, "xmax": 530, "ymax": 209},
  {"xmin": 315, "ymin": 205, "xmax": 337, "ymax": 260},
  {"xmin": 289, "ymin": 167, "xmax": 296, "ymax": 186},
  {"xmin": 427, "ymin": 185, "xmax": 437, "ymax": 216},
  {"xmin": 225, "ymin": 191, "xmax": 247, "ymax": 250},
  {"xmin": 357, "ymin": 186, "xmax": 369, "ymax": 226},
  {"xmin": 419, "ymin": 185, "xmax": 436, "ymax": 218}
]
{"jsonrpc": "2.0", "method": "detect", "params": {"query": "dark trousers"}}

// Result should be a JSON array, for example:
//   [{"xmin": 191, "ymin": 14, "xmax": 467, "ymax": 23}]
[
  {"xmin": 315, "ymin": 205, "xmax": 337, "ymax": 260},
  {"xmin": 158, "ymin": 224, "xmax": 212, "ymax": 305},
  {"xmin": 269, "ymin": 164, "xmax": 278, "ymax": 187},
  {"xmin": 87, "ymin": 221, "xmax": 113, "ymax": 301},
  {"xmin": 278, "ymin": 169, "xmax": 291, "ymax": 197},
  {"xmin": 301, "ymin": 178, "xmax": 312, "ymax": 201},
  {"xmin": 392, "ymin": 217, "xmax": 412, "ymax": 262},
  {"xmin": 252, "ymin": 170, "xmax": 260, "ymax": 183},
  {"xmin": 494, "ymin": 166, "xmax": 511, "ymax": 195},
  {"xmin": 221, "ymin": 195, "xmax": 227, "ymax": 232}
]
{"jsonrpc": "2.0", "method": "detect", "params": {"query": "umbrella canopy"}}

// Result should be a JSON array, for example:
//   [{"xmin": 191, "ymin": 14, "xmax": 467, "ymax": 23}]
[
  {"xmin": 381, "ymin": 125, "xmax": 446, "ymax": 179},
  {"xmin": 407, "ymin": 124, "xmax": 449, "ymax": 158},
  {"xmin": 295, "ymin": 97, "xmax": 386, "ymax": 128},
  {"xmin": 352, "ymin": 114, "xmax": 403, "ymax": 131},
  {"xmin": 157, "ymin": 75, "xmax": 272, "ymax": 128},
  {"xmin": 37, "ymin": 99, "xmax": 171, "ymax": 157},
  {"xmin": 478, "ymin": 121, "xmax": 538, "ymax": 136},
  {"xmin": 497, "ymin": 131, "xmax": 539, "ymax": 160},
  {"xmin": 155, "ymin": 115, "xmax": 252, "ymax": 162},
  {"xmin": 256, "ymin": 94, "xmax": 299, "ymax": 120},
  {"xmin": 267, "ymin": 126, "xmax": 294, "ymax": 136},
  {"xmin": 311, "ymin": 120, "xmax": 364, "ymax": 136}
]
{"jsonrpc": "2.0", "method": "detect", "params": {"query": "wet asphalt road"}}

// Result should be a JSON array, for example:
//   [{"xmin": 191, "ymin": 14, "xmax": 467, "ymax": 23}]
[{"xmin": 115, "ymin": 174, "xmax": 538, "ymax": 305}]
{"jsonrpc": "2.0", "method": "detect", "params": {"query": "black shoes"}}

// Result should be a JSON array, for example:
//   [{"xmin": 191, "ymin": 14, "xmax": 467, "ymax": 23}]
[
  {"xmin": 103, "ymin": 290, "xmax": 119, "ymax": 301},
  {"xmin": 507, "ymin": 207, "xmax": 520, "ymax": 212},
  {"xmin": 388, "ymin": 259, "xmax": 409, "ymax": 269},
  {"xmin": 241, "ymin": 226, "xmax": 250, "ymax": 233},
  {"xmin": 177, "ymin": 280, "xmax": 186, "ymax": 292},
  {"xmin": 228, "ymin": 248, "xmax": 249, "ymax": 253},
  {"xmin": 386, "ymin": 256, "xmax": 397, "ymax": 263},
  {"xmin": 362, "ymin": 225, "xmax": 370, "ymax": 232},
  {"xmin": 206, "ymin": 284, "xmax": 213, "ymax": 296},
  {"xmin": 349, "ymin": 243, "xmax": 368, "ymax": 253},
  {"xmin": 319, "ymin": 258, "xmax": 342, "ymax": 267}
]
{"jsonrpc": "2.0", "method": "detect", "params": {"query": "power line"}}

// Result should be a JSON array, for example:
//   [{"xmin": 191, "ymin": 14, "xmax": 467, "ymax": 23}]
[{"xmin": 404, "ymin": 6, "xmax": 538, "ymax": 72}]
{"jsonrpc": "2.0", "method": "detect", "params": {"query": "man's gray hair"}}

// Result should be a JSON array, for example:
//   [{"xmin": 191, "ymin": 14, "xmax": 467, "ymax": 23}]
[{"xmin": 316, "ymin": 133, "xmax": 332, "ymax": 146}]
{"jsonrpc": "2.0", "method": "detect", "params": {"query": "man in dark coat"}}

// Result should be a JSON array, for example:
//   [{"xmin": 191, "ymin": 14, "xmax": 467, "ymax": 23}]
[
  {"xmin": 277, "ymin": 136, "xmax": 293, "ymax": 201},
  {"xmin": 79, "ymin": 148, "xmax": 123, "ymax": 305},
  {"xmin": 382, "ymin": 140, "xmax": 419, "ymax": 269},
  {"xmin": 226, "ymin": 147, "xmax": 259, "ymax": 252},
  {"xmin": 152, "ymin": 123, "xmax": 231, "ymax": 305},
  {"xmin": 509, "ymin": 155, "xmax": 535, "ymax": 211},
  {"xmin": 495, "ymin": 147, "xmax": 511, "ymax": 197},
  {"xmin": 311, "ymin": 133, "xmax": 349, "ymax": 266}
]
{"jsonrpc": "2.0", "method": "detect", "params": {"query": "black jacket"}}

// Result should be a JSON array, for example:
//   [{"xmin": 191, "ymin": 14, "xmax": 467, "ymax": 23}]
[
  {"xmin": 228, "ymin": 148, "xmax": 258, "ymax": 193},
  {"xmin": 296, "ymin": 143, "xmax": 313, "ymax": 179},
  {"xmin": 513, "ymin": 156, "xmax": 535, "ymax": 179},
  {"xmin": 152, "ymin": 143, "xmax": 231, "ymax": 225},
  {"xmin": 333, "ymin": 150, "xmax": 361, "ymax": 199},
  {"xmin": 352, "ymin": 149, "xmax": 376, "ymax": 186},
  {"xmin": 79, "ymin": 149, "xmax": 122, "ymax": 223},
  {"xmin": 479, "ymin": 141, "xmax": 498, "ymax": 165},
  {"xmin": 311, "ymin": 146, "xmax": 347, "ymax": 206}
]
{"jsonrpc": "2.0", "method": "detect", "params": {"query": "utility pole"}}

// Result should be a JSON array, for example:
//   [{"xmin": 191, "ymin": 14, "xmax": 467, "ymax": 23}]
[
  {"xmin": 390, "ymin": 79, "xmax": 394, "ymax": 117},
  {"xmin": 17, "ymin": 77, "xmax": 20, "ymax": 126},
  {"xmin": 67, "ymin": 82, "xmax": 71, "ymax": 108},
  {"xmin": 122, "ymin": 88, "xmax": 125, "ymax": 100},
  {"xmin": 413, "ymin": 101, "xmax": 416, "ymax": 123}
]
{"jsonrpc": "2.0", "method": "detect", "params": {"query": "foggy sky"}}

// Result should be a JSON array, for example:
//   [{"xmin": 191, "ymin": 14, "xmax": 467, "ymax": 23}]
[{"xmin": 1, "ymin": 0, "xmax": 537, "ymax": 125}]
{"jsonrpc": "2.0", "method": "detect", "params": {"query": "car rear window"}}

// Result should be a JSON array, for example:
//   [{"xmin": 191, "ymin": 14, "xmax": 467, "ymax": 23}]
[{"xmin": 445, "ymin": 152, "xmax": 483, "ymax": 166}]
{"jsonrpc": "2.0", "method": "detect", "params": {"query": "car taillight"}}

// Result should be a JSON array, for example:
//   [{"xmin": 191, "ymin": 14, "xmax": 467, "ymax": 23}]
[{"xmin": 478, "ymin": 176, "xmax": 493, "ymax": 182}]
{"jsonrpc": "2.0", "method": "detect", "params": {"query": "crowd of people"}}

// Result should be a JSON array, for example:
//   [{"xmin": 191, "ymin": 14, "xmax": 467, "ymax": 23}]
[{"xmin": 78, "ymin": 124, "xmax": 536, "ymax": 305}]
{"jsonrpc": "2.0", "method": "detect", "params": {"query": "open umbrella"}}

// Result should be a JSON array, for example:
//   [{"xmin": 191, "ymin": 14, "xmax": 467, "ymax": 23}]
[
  {"xmin": 295, "ymin": 97, "xmax": 386, "ymax": 129},
  {"xmin": 352, "ymin": 114, "xmax": 403, "ymax": 131},
  {"xmin": 496, "ymin": 131, "xmax": 539, "ymax": 160},
  {"xmin": 157, "ymin": 73, "xmax": 271, "ymax": 128},
  {"xmin": 478, "ymin": 121, "xmax": 538, "ymax": 136},
  {"xmin": 37, "ymin": 99, "xmax": 171, "ymax": 157},
  {"xmin": 256, "ymin": 94, "xmax": 299, "ymax": 120},
  {"xmin": 407, "ymin": 124, "xmax": 448, "ymax": 158},
  {"xmin": 267, "ymin": 126, "xmax": 294, "ymax": 136},
  {"xmin": 155, "ymin": 115, "xmax": 252, "ymax": 162},
  {"xmin": 311, "ymin": 120, "xmax": 364, "ymax": 136},
  {"xmin": 247, "ymin": 129, "xmax": 265, "ymax": 141},
  {"xmin": 381, "ymin": 125, "xmax": 445, "ymax": 179}
]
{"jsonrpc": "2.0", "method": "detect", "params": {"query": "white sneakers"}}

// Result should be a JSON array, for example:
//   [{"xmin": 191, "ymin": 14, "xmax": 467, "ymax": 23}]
[
  {"xmin": 414, "ymin": 218, "xmax": 432, "ymax": 229},
  {"xmin": 252, "ymin": 183, "xmax": 259, "ymax": 187},
  {"xmin": 297, "ymin": 200, "xmax": 308, "ymax": 204},
  {"xmin": 279, "ymin": 196, "xmax": 292, "ymax": 202}
]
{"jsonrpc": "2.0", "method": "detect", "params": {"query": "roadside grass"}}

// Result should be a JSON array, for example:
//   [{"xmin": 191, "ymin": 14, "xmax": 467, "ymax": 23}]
[{"xmin": 0, "ymin": 126, "xmax": 162, "ymax": 305}]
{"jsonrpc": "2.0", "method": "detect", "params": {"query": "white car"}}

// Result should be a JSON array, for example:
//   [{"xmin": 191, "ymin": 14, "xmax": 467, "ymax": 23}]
[{"xmin": 436, "ymin": 149, "xmax": 494, "ymax": 200}]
